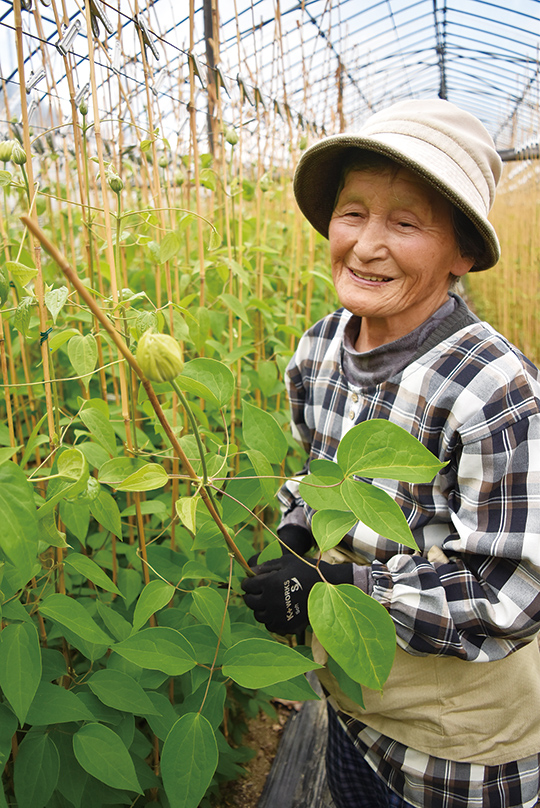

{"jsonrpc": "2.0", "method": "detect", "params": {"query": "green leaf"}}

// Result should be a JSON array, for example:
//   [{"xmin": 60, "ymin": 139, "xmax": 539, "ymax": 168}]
[
  {"xmin": 0, "ymin": 703, "xmax": 17, "ymax": 769},
  {"xmin": 73, "ymin": 723, "xmax": 143, "ymax": 794},
  {"xmin": 199, "ymin": 167, "xmax": 216, "ymax": 190},
  {"xmin": 38, "ymin": 448, "xmax": 89, "ymax": 519},
  {"xmin": 298, "ymin": 459, "xmax": 347, "ymax": 511},
  {"xmin": 52, "ymin": 728, "xmax": 89, "ymax": 807},
  {"xmin": 222, "ymin": 638, "xmax": 321, "ymax": 688},
  {"xmin": 190, "ymin": 587, "xmax": 231, "ymax": 646},
  {"xmin": 68, "ymin": 334, "xmax": 98, "ymax": 388},
  {"xmin": 180, "ymin": 680, "xmax": 227, "ymax": 731},
  {"xmin": 60, "ymin": 498, "xmax": 90, "ymax": 542},
  {"xmin": 262, "ymin": 674, "xmax": 321, "ymax": 701},
  {"xmin": 0, "ymin": 622, "xmax": 41, "ymax": 725},
  {"xmin": 311, "ymin": 510, "xmax": 358, "ymax": 552},
  {"xmin": 242, "ymin": 401, "xmax": 288, "ymax": 464},
  {"xmin": 0, "ymin": 269, "xmax": 8, "ymax": 308},
  {"xmin": 79, "ymin": 407, "xmax": 117, "ymax": 456},
  {"xmin": 337, "ymin": 419, "xmax": 447, "ymax": 482},
  {"xmin": 0, "ymin": 461, "xmax": 39, "ymax": 585},
  {"xmin": 341, "ymin": 478, "xmax": 418, "ymax": 549},
  {"xmin": 132, "ymin": 580, "xmax": 175, "ymax": 632},
  {"xmin": 48, "ymin": 327, "xmax": 81, "ymax": 354},
  {"xmin": 246, "ymin": 449, "xmax": 276, "ymax": 503},
  {"xmin": 88, "ymin": 669, "xmax": 160, "ymax": 715},
  {"xmin": 96, "ymin": 600, "xmax": 132, "ymax": 642},
  {"xmin": 13, "ymin": 732, "xmax": 59, "ymax": 808},
  {"xmin": 308, "ymin": 582, "xmax": 396, "ymax": 690},
  {"xmin": 327, "ymin": 655, "xmax": 365, "ymax": 708},
  {"xmin": 97, "ymin": 456, "xmax": 146, "ymax": 486},
  {"xmin": 257, "ymin": 539, "xmax": 281, "ymax": 563},
  {"xmin": 44, "ymin": 286, "xmax": 69, "ymax": 324},
  {"xmin": 175, "ymin": 495, "xmax": 198, "ymax": 533},
  {"xmin": 89, "ymin": 489, "xmax": 123, "ymax": 537},
  {"xmin": 0, "ymin": 169, "xmax": 11, "ymax": 187},
  {"xmin": 222, "ymin": 469, "xmax": 262, "ymax": 525},
  {"xmin": 178, "ymin": 358, "xmax": 235, "ymax": 408},
  {"xmin": 26, "ymin": 682, "xmax": 96, "ymax": 724},
  {"xmin": 65, "ymin": 552, "xmax": 121, "ymax": 595},
  {"xmin": 19, "ymin": 412, "xmax": 48, "ymax": 469},
  {"xmin": 219, "ymin": 292, "xmax": 250, "ymax": 326},
  {"xmin": 115, "ymin": 463, "xmax": 168, "ymax": 492},
  {"xmin": 144, "ymin": 691, "xmax": 180, "ymax": 740},
  {"xmin": 40, "ymin": 593, "xmax": 113, "ymax": 649},
  {"xmin": 180, "ymin": 560, "xmax": 226, "ymax": 583},
  {"xmin": 161, "ymin": 713, "xmax": 218, "ymax": 808},
  {"xmin": 13, "ymin": 296, "xmax": 33, "ymax": 336},
  {"xmin": 113, "ymin": 627, "xmax": 197, "ymax": 675},
  {"xmin": 6, "ymin": 260, "xmax": 37, "ymax": 287},
  {"xmin": 0, "ymin": 445, "xmax": 20, "ymax": 465},
  {"xmin": 159, "ymin": 231, "xmax": 181, "ymax": 263}
]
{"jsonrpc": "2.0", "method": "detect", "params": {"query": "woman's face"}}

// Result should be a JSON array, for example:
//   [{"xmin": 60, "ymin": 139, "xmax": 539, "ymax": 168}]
[{"xmin": 329, "ymin": 165, "xmax": 474, "ymax": 351}]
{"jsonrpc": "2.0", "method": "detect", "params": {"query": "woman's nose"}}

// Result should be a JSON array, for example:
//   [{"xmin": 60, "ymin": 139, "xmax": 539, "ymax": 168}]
[{"xmin": 350, "ymin": 218, "xmax": 387, "ymax": 262}]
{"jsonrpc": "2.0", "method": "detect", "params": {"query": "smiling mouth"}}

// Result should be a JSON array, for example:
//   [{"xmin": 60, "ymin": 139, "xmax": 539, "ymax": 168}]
[{"xmin": 349, "ymin": 268, "xmax": 392, "ymax": 282}]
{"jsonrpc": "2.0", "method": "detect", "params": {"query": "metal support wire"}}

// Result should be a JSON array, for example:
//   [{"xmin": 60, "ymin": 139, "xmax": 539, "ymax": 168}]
[{"xmin": 433, "ymin": 0, "xmax": 448, "ymax": 99}]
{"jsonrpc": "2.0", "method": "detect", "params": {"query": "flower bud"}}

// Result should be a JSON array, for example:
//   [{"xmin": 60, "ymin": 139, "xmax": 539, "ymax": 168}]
[
  {"xmin": 299, "ymin": 135, "xmax": 308, "ymax": 151},
  {"xmin": 223, "ymin": 125, "xmax": 239, "ymax": 146},
  {"xmin": 106, "ymin": 168, "xmax": 123, "ymax": 194},
  {"xmin": 78, "ymin": 98, "xmax": 88, "ymax": 116},
  {"xmin": 136, "ymin": 330, "xmax": 184, "ymax": 383},
  {"xmin": 158, "ymin": 153, "xmax": 169, "ymax": 168},
  {"xmin": 11, "ymin": 142, "xmax": 27, "ymax": 165},
  {"xmin": 0, "ymin": 140, "xmax": 14, "ymax": 163},
  {"xmin": 259, "ymin": 172, "xmax": 272, "ymax": 192}
]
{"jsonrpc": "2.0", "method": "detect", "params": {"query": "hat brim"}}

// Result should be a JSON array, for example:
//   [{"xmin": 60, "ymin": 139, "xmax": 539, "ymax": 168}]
[{"xmin": 293, "ymin": 134, "xmax": 500, "ymax": 271}]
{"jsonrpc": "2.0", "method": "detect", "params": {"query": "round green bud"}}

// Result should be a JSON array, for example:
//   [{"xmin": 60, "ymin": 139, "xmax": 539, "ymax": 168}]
[
  {"xmin": 299, "ymin": 135, "xmax": 308, "ymax": 151},
  {"xmin": 106, "ymin": 169, "xmax": 124, "ymax": 194},
  {"xmin": 158, "ymin": 154, "xmax": 169, "ymax": 168},
  {"xmin": 78, "ymin": 98, "xmax": 89, "ymax": 116},
  {"xmin": 136, "ymin": 330, "xmax": 184, "ymax": 383},
  {"xmin": 11, "ymin": 142, "xmax": 27, "ymax": 165},
  {"xmin": 223, "ymin": 126, "xmax": 239, "ymax": 146},
  {"xmin": 0, "ymin": 140, "xmax": 14, "ymax": 163}
]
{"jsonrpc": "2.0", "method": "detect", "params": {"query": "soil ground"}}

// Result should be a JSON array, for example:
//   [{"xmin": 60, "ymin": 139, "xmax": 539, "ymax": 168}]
[{"xmin": 214, "ymin": 703, "xmax": 294, "ymax": 808}]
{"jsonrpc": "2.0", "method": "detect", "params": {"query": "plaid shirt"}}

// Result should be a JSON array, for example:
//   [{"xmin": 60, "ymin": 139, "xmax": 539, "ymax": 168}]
[{"xmin": 278, "ymin": 299, "xmax": 540, "ymax": 807}]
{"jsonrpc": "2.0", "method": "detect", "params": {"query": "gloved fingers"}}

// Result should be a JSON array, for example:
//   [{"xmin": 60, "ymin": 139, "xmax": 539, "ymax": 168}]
[
  {"xmin": 247, "ymin": 558, "xmax": 288, "ymax": 576},
  {"xmin": 240, "ymin": 575, "xmax": 265, "ymax": 596}
]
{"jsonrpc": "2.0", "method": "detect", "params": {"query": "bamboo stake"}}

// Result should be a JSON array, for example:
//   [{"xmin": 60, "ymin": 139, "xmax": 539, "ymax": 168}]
[
  {"xmin": 189, "ymin": 0, "xmax": 208, "ymax": 307},
  {"xmin": 13, "ymin": 0, "xmax": 56, "ymax": 446}
]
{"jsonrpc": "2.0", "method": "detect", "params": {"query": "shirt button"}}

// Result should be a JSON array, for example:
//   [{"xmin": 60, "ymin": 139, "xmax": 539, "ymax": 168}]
[
  {"xmin": 351, "ymin": 393, "xmax": 358, "ymax": 403},
  {"xmin": 349, "ymin": 410, "xmax": 355, "ymax": 420}
]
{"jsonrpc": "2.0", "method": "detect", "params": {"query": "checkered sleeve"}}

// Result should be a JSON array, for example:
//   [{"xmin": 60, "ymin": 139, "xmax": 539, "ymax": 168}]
[{"xmin": 371, "ymin": 412, "xmax": 540, "ymax": 661}]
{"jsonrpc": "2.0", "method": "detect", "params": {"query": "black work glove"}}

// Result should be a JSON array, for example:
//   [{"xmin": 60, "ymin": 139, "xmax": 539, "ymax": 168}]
[
  {"xmin": 241, "ymin": 554, "xmax": 353, "ymax": 635},
  {"xmin": 247, "ymin": 524, "xmax": 314, "ymax": 567},
  {"xmin": 278, "ymin": 524, "xmax": 314, "ymax": 556}
]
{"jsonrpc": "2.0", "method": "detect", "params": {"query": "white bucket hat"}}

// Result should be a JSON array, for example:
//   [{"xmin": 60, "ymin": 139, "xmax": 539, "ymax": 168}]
[{"xmin": 293, "ymin": 99, "xmax": 502, "ymax": 271}]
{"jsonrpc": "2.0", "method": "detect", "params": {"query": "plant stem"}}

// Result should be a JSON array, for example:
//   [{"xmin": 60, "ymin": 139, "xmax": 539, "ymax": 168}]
[{"xmin": 169, "ymin": 379, "xmax": 208, "ymax": 485}]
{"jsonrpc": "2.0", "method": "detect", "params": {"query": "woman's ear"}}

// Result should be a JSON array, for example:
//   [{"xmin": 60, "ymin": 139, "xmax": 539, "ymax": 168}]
[{"xmin": 451, "ymin": 253, "xmax": 475, "ymax": 278}]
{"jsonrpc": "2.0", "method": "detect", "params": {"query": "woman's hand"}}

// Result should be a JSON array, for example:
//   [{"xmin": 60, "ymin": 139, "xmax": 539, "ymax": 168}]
[{"xmin": 241, "ymin": 555, "xmax": 353, "ymax": 635}]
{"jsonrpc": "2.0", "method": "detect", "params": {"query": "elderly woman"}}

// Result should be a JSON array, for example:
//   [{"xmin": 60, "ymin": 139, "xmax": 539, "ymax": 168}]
[{"xmin": 242, "ymin": 99, "xmax": 540, "ymax": 808}]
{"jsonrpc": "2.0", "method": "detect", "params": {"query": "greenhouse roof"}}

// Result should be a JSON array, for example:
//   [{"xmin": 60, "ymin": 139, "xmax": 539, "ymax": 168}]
[{"xmin": 0, "ymin": 0, "xmax": 538, "ymax": 155}]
